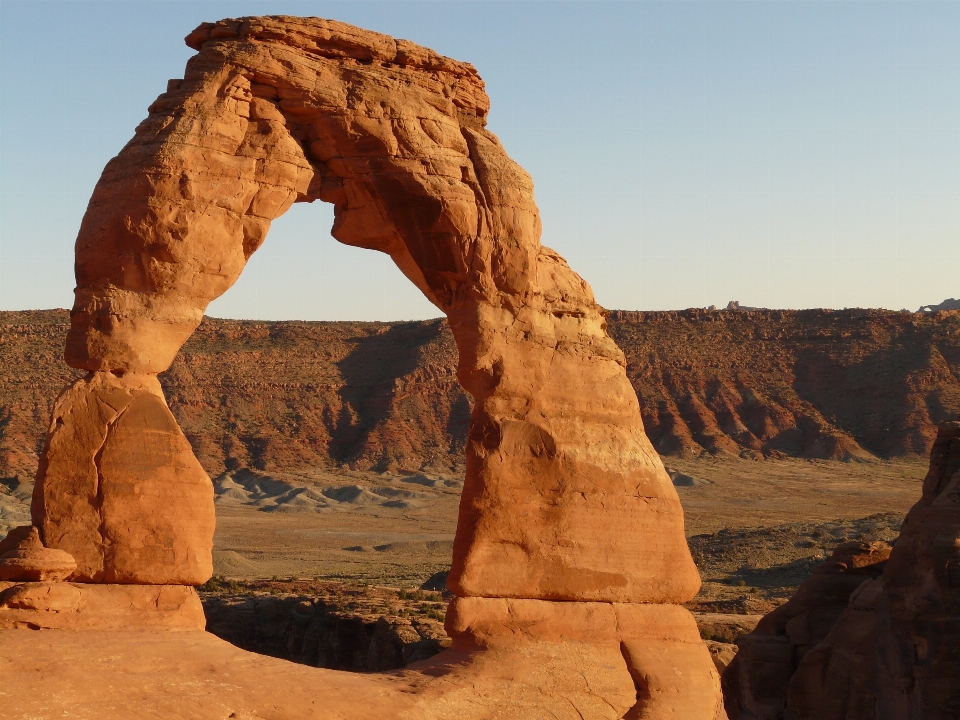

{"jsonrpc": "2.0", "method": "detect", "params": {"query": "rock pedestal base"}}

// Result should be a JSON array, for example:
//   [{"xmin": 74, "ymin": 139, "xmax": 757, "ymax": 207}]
[
  {"xmin": 411, "ymin": 597, "xmax": 726, "ymax": 720},
  {"xmin": 0, "ymin": 582, "xmax": 205, "ymax": 630}
]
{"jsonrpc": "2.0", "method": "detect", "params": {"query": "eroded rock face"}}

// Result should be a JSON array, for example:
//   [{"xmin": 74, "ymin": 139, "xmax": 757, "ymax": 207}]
[
  {"xmin": 728, "ymin": 540, "xmax": 891, "ymax": 719},
  {"xmin": 32, "ymin": 372, "xmax": 214, "ymax": 584},
  {"xmin": 785, "ymin": 420, "xmax": 960, "ymax": 719},
  {"xmin": 23, "ymin": 15, "xmax": 719, "ymax": 717},
  {"xmin": 728, "ymin": 420, "xmax": 960, "ymax": 719},
  {"xmin": 436, "ymin": 597, "xmax": 725, "ymax": 720},
  {"xmin": 37, "ymin": 15, "xmax": 698, "ymax": 603}
]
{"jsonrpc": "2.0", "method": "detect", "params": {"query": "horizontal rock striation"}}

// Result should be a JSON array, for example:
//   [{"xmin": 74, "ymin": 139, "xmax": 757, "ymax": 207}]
[{"xmin": 610, "ymin": 308, "xmax": 960, "ymax": 461}]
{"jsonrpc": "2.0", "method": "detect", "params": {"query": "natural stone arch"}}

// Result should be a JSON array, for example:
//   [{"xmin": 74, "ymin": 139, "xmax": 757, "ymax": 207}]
[{"xmin": 26, "ymin": 17, "xmax": 722, "ymax": 718}]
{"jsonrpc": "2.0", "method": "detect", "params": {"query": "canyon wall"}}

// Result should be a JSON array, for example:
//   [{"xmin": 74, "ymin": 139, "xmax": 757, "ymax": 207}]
[{"xmin": 3, "ymin": 308, "xmax": 957, "ymax": 485}]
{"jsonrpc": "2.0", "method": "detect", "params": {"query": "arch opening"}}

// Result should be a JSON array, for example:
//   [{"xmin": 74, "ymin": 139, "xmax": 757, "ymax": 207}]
[{"xmin": 203, "ymin": 200, "xmax": 441, "ymax": 322}]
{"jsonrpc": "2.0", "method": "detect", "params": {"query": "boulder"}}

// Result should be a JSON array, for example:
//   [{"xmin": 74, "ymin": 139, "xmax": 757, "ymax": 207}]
[{"xmin": 0, "ymin": 526, "xmax": 76, "ymax": 582}]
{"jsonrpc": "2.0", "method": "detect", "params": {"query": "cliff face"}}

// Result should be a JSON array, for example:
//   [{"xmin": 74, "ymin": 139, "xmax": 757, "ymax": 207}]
[
  {"xmin": 610, "ymin": 309, "xmax": 960, "ymax": 460},
  {"xmin": 2, "ymin": 308, "xmax": 958, "ymax": 482}
]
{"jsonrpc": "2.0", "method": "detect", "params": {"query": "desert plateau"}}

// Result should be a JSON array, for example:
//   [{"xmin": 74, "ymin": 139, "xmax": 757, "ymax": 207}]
[{"xmin": 1, "ymin": 10, "xmax": 958, "ymax": 720}]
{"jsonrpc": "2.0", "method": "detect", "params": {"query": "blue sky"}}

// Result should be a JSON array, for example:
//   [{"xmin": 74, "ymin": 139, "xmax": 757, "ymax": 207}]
[{"xmin": 1, "ymin": 1, "xmax": 957, "ymax": 320}]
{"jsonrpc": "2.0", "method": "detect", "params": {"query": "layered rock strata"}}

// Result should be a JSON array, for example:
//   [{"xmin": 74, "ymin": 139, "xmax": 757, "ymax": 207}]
[
  {"xmin": 15, "ymin": 14, "xmax": 720, "ymax": 719},
  {"xmin": 3, "ymin": 308, "xmax": 959, "ymax": 488},
  {"xmin": 728, "ymin": 420, "xmax": 960, "ymax": 719}
]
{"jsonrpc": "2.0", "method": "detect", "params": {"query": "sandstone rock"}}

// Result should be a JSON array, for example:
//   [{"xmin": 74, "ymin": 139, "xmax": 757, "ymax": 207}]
[
  {"xmin": 783, "ymin": 420, "xmax": 960, "ymax": 719},
  {"xmin": 0, "ymin": 582, "xmax": 204, "ymax": 630},
  {"xmin": 19, "ymin": 15, "xmax": 722, "ymax": 718},
  {"xmin": 695, "ymin": 612, "xmax": 763, "ymax": 644},
  {"xmin": 0, "ymin": 526, "xmax": 76, "ymax": 581},
  {"xmin": 726, "ymin": 419, "xmax": 960, "ymax": 719},
  {"xmin": 0, "ymin": 524, "xmax": 37, "ymax": 556},
  {"xmin": 31, "ymin": 371, "xmax": 214, "ymax": 584},
  {"xmin": 0, "ymin": 629, "xmax": 418, "ymax": 719},
  {"xmin": 434, "ymin": 597, "xmax": 726, "ymax": 720},
  {"xmin": 44, "ymin": 14, "xmax": 699, "ymax": 603},
  {"xmin": 728, "ymin": 540, "xmax": 890, "ymax": 719},
  {"xmin": 705, "ymin": 640, "xmax": 738, "ymax": 674}
]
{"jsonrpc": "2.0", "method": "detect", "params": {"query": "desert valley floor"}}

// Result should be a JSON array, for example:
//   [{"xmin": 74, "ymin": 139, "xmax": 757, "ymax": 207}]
[{"xmin": 5, "ymin": 456, "xmax": 919, "ymax": 604}]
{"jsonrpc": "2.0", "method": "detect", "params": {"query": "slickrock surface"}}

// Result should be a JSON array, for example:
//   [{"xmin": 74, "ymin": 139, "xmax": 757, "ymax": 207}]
[
  {"xmin": 2, "ymin": 309, "xmax": 958, "ymax": 491},
  {"xmin": 0, "ymin": 630, "xmax": 419, "ymax": 720}
]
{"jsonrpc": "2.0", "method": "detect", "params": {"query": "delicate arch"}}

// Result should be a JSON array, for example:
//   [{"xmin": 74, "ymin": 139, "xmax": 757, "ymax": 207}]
[{"xmin": 38, "ymin": 15, "xmax": 698, "ymax": 602}]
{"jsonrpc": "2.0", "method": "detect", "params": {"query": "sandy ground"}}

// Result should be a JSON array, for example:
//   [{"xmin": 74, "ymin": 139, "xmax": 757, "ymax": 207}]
[
  {"xmin": 206, "ymin": 457, "xmax": 925, "ymax": 591},
  {"xmin": 1, "ymin": 456, "xmax": 925, "ymax": 592},
  {"xmin": 668, "ymin": 456, "xmax": 923, "ymax": 535}
]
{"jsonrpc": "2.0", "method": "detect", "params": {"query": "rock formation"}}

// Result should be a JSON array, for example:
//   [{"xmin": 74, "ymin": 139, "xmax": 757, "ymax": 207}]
[
  {"xmin": 32, "ymin": 371, "xmax": 214, "ymax": 583},
  {"xmin": 4, "ymin": 15, "xmax": 722, "ymax": 718},
  {"xmin": 726, "ymin": 540, "xmax": 891, "ymax": 719},
  {"xmin": 728, "ymin": 419, "xmax": 960, "ymax": 718},
  {"xmin": 609, "ymin": 308, "xmax": 960, "ymax": 460},
  {"xmin": 919, "ymin": 298, "xmax": 960, "ymax": 312}
]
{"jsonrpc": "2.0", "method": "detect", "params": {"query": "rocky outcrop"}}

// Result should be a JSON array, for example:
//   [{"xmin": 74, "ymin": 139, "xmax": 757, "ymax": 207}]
[
  {"xmin": 727, "ymin": 540, "xmax": 890, "ymax": 719},
  {"xmin": 785, "ymin": 419, "xmax": 960, "ymax": 719},
  {"xmin": 9, "ymin": 15, "xmax": 719, "ymax": 719},
  {"xmin": 728, "ymin": 419, "xmax": 960, "ymax": 718}
]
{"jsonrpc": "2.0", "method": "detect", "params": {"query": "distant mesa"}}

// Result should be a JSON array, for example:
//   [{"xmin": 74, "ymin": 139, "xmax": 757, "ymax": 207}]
[
  {"xmin": 918, "ymin": 298, "xmax": 960, "ymax": 312},
  {"xmin": 724, "ymin": 301, "xmax": 767, "ymax": 311}
]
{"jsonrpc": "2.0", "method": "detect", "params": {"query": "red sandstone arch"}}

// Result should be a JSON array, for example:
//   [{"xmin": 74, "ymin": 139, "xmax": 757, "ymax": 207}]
[{"xmin": 26, "ymin": 17, "xmax": 723, "ymax": 718}]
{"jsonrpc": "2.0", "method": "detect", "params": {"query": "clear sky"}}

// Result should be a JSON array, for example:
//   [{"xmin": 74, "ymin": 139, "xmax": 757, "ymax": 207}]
[{"xmin": 1, "ymin": 1, "xmax": 957, "ymax": 320}]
